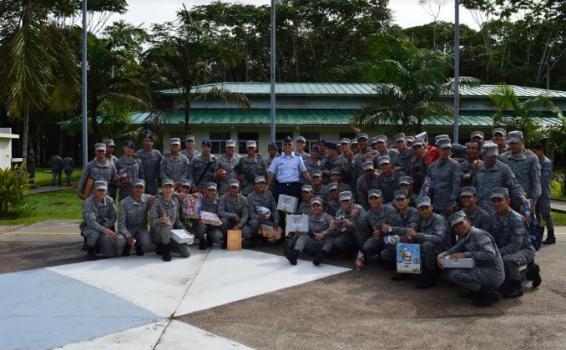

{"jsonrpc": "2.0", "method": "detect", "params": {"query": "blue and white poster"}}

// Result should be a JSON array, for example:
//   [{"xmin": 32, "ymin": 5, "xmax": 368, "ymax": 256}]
[{"xmin": 396, "ymin": 243, "xmax": 421, "ymax": 274}]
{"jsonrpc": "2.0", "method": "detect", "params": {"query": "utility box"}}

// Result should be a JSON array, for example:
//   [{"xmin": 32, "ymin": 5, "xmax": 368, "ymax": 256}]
[{"xmin": 0, "ymin": 128, "xmax": 20, "ymax": 170}]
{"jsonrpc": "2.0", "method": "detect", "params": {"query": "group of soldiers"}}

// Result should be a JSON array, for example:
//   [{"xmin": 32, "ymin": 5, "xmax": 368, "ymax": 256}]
[{"xmin": 78, "ymin": 128, "xmax": 553, "ymax": 307}]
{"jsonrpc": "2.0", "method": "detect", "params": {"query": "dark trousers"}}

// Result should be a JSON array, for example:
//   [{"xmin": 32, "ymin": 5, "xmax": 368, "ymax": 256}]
[{"xmin": 272, "ymin": 181, "xmax": 302, "ymax": 241}]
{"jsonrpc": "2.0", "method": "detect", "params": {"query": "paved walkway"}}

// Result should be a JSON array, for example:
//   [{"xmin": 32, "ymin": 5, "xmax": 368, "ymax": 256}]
[
  {"xmin": 28, "ymin": 185, "xmax": 73, "ymax": 195},
  {"xmin": 552, "ymin": 200, "xmax": 566, "ymax": 213}
]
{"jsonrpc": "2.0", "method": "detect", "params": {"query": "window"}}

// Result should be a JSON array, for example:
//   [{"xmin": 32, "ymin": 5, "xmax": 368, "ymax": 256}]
[
  {"xmin": 210, "ymin": 132, "xmax": 230, "ymax": 154},
  {"xmin": 300, "ymin": 133, "xmax": 320, "ymax": 153},
  {"xmin": 238, "ymin": 132, "xmax": 259, "ymax": 154}
]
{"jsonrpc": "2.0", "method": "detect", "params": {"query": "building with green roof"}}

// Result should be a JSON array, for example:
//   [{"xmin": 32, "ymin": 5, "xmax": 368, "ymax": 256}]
[{"xmin": 138, "ymin": 82, "xmax": 566, "ymax": 154}]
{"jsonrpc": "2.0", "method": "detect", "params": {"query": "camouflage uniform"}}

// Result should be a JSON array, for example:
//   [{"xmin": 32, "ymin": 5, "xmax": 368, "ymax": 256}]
[
  {"xmin": 381, "ymin": 206, "xmax": 419, "ymax": 263},
  {"xmin": 376, "ymin": 171, "xmax": 406, "ymax": 204},
  {"xmin": 77, "ymin": 159, "xmax": 117, "ymax": 197},
  {"xmin": 331, "ymin": 204, "xmax": 366, "ymax": 253},
  {"xmin": 80, "ymin": 195, "xmax": 123, "ymax": 257},
  {"xmin": 234, "ymin": 155, "xmax": 268, "ymax": 196},
  {"xmin": 195, "ymin": 196, "xmax": 224, "ymax": 246},
  {"xmin": 463, "ymin": 206, "xmax": 492, "ymax": 232},
  {"xmin": 115, "ymin": 156, "xmax": 144, "ymax": 199},
  {"xmin": 136, "ymin": 149, "xmax": 163, "ymax": 195},
  {"xmin": 181, "ymin": 148, "xmax": 201, "ymax": 162},
  {"xmin": 218, "ymin": 193, "xmax": 250, "ymax": 239},
  {"xmin": 149, "ymin": 195, "xmax": 190, "ymax": 257},
  {"xmin": 412, "ymin": 212, "xmax": 450, "ymax": 272},
  {"xmin": 359, "ymin": 204, "xmax": 395, "ymax": 258},
  {"xmin": 289, "ymin": 213, "xmax": 335, "ymax": 255},
  {"xmin": 217, "ymin": 153, "xmax": 242, "ymax": 194},
  {"xmin": 246, "ymin": 190, "xmax": 279, "ymax": 238},
  {"xmin": 500, "ymin": 150, "xmax": 541, "ymax": 206},
  {"xmin": 426, "ymin": 158, "xmax": 462, "ymax": 214},
  {"xmin": 118, "ymin": 194, "xmax": 152, "ymax": 251},
  {"xmin": 191, "ymin": 155, "xmax": 219, "ymax": 190},
  {"xmin": 536, "ymin": 156, "xmax": 554, "ymax": 236},
  {"xmin": 160, "ymin": 153, "xmax": 191, "ymax": 184},
  {"xmin": 472, "ymin": 160, "xmax": 525, "ymax": 213},
  {"xmin": 356, "ymin": 173, "xmax": 380, "ymax": 209}
]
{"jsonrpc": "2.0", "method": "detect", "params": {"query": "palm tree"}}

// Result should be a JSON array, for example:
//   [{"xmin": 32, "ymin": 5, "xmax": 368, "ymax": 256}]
[
  {"xmin": 490, "ymin": 84, "xmax": 563, "ymax": 145},
  {"xmin": 0, "ymin": 1, "xmax": 79, "ymax": 163},
  {"xmin": 351, "ymin": 32, "xmax": 454, "ymax": 132},
  {"xmin": 144, "ymin": 7, "xmax": 250, "ymax": 133}
]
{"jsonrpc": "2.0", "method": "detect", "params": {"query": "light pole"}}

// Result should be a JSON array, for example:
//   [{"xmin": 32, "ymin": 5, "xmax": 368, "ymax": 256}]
[
  {"xmin": 81, "ymin": 0, "xmax": 88, "ymax": 168},
  {"xmin": 270, "ymin": 0, "xmax": 276, "ymax": 143},
  {"xmin": 453, "ymin": 0, "xmax": 460, "ymax": 144}
]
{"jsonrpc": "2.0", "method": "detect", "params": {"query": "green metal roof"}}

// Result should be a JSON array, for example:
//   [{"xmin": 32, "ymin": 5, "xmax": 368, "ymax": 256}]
[
  {"xmin": 158, "ymin": 83, "xmax": 566, "ymax": 99},
  {"xmin": 136, "ymin": 109, "xmax": 562, "ymax": 128}
]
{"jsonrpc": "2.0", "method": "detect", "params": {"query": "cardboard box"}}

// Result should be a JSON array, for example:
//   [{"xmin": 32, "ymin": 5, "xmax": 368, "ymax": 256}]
[
  {"xmin": 442, "ymin": 257, "xmax": 475, "ymax": 268},
  {"xmin": 277, "ymin": 194, "xmax": 298, "ymax": 213},
  {"xmin": 171, "ymin": 229, "xmax": 194, "ymax": 245},
  {"xmin": 227, "ymin": 229, "xmax": 242, "ymax": 251},
  {"xmin": 396, "ymin": 243, "xmax": 421, "ymax": 274},
  {"xmin": 200, "ymin": 211, "xmax": 222, "ymax": 226},
  {"xmin": 286, "ymin": 214, "xmax": 309, "ymax": 235}
]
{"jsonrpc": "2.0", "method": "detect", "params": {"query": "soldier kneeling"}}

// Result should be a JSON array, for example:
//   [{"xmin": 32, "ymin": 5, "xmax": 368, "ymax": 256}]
[
  {"xmin": 80, "ymin": 181, "xmax": 124, "ymax": 260},
  {"xmin": 439, "ymin": 211, "xmax": 504, "ymax": 307},
  {"xmin": 150, "ymin": 179, "xmax": 191, "ymax": 261}
]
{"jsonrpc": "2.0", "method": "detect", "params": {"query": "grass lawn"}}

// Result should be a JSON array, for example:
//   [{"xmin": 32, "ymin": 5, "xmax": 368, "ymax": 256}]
[
  {"xmin": 0, "ymin": 189, "xmax": 82, "ymax": 226},
  {"xmin": 30, "ymin": 168, "xmax": 83, "ymax": 187}
]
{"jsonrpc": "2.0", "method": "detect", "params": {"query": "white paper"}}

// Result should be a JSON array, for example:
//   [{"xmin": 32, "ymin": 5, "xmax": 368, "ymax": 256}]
[
  {"xmin": 277, "ymin": 194, "xmax": 298, "ymax": 213},
  {"xmin": 285, "ymin": 214, "xmax": 309, "ymax": 234},
  {"xmin": 171, "ymin": 229, "xmax": 194, "ymax": 244}
]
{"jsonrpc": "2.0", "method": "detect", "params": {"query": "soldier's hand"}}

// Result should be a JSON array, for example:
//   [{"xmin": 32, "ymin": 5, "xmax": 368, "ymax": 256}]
[
  {"xmin": 381, "ymin": 224, "xmax": 391, "ymax": 234},
  {"xmin": 450, "ymin": 253, "xmax": 465, "ymax": 260},
  {"xmin": 343, "ymin": 219, "xmax": 353, "ymax": 228},
  {"xmin": 472, "ymin": 159, "xmax": 481, "ymax": 170},
  {"xmin": 105, "ymin": 229, "xmax": 117, "ymax": 240},
  {"xmin": 352, "ymin": 209, "xmax": 360, "ymax": 219},
  {"xmin": 437, "ymin": 255, "xmax": 445, "ymax": 270},
  {"xmin": 126, "ymin": 236, "xmax": 135, "ymax": 246},
  {"xmin": 148, "ymin": 196, "xmax": 156, "ymax": 205},
  {"xmin": 406, "ymin": 228, "xmax": 416, "ymax": 239}
]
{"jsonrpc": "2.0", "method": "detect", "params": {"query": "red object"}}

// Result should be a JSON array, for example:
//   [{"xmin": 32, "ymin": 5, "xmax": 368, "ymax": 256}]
[{"xmin": 426, "ymin": 146, "xmax": 439, "ymax": 164}]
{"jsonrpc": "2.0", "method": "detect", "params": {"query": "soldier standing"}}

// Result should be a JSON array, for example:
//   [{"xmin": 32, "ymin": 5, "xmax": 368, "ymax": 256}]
[
  {"xmin": 115, "ymin": 140, "xmax": 144, "ymax": 200},
  {"xmin": 181, "ymin": 134, "xmax": 201, "ymax": 161},
  {"xmin": 136, "ymin": 131, "xmax": 163, "ymax": 195},
  {"xmin": 375, "ymin": 156, "xmax": 406, "ymax": 204},
  {"xmin": 265, "ymin": 143, "xmax": 279, "ymax": 169},
  {"xmin": 62, "ymin": 156, "xmax": 74, "ymax": 186},
  {"xmin": 50, "ymin": 154, "xmax": 63, "ymax": 186},
  {"xmin": 425, "ymin": 139, "xmax": 462, "ymax": 216},
  {"xmin": 491, "ymin": 128, "xmax": 508, "ymax": 155},
  {"xmin": 392, "ymin": 133, "xmax": 412, "ymax": 175},
  {"xmin": 217, "ymin": 140, "xmax": 241, "ymax": 195},
  {"xmin": 234, "ymin": 140, "xmax": 268, "ymax": 196},
  {"xmin": 356, "ymin": 160, "xmax": 380, "ymax": 209},
  {"xmin": 459, "ymin": 186, "xmax": 492, "ymax": 232},
  {"xmin": 103, "ymin": 138, "xmax": 119, "ymax": 199},
  {"xmin": 459, "ymin": 141, "xmax": 482, "ymax": 187},
  {"xmin": 160, "ymin": 138, "xmax": 191, "ymax": 186},
  {"xmin": 191, "ymin": 139, "xmax": 220, "ymax": 191},
  {"xmin": 77, "ymin": 143, "xmax": 117, "ymax": 198},
  {"xmin": 532, "ymin": 143, "xmax": 555, "ymax": 244}
]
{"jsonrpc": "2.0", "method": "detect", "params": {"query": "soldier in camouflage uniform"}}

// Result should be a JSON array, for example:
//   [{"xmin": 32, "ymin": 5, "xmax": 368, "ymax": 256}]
[
  {"xmin": 118, "ymin": 179, "xmax": 153, "ymax": 256},
  {"xmin": 470, "ymin": 131, "xmax": 485, "ymax": 149},
  {"xmin": 136, "ymin": 131, "xmax": 163, "ymax": 195},
  {"xmin": 77, "ymin": 143, "xmax": 117, "ymax": 198},
  {"xmin": 392, "ymin": 133, "xmax": 412, "ymax": 175},
  {"xmin": 150, "ymin": 179, "xmax": 190, "ymax": 261},
  {"xmin": 294, "ymin": 136, "xmax": 310, "ymax": 162},
  {"xmin": 285, "ymin": 197, "xmax": 335, "ymax": 266},
  {"xmin": 246, "ymin": 176, "xmax": 280, "ymax": 243},
  {"xmin": 304, "ymin": 145, "xmax": 324, "ymax": 178},
  {"xmin": 352, "ymin": 133, "xmax": 372, "ymax": 191},
  {"xmin": 459, "ymin": 186, "xmax": 492, "ymax": 232},
  {"xmin": 310, "ymin": 171, "xmax": 325, "ymax": 197},
  {"xmin": 297, "ymin": 184, "xmax": 314, "ymax": 215},
  {"xmin": 439, "ymin": 211, "xmax": 504, "ymax": 307},
  {"xmin": 62, "ymin": 156, "xmax": 74, "ymax": 186},
  {"xmin": 406, "ymin": 196, "xmax": 450, "ymax": 289},
  {"xmin": 234, "ymin": 140, "xmax": 268, "ymax": 196},
  {"xmin": 473, "ymin": 142, "xmax": 525, "ymax": 213},
  {"xmin": 115, "ymin": 140, "xmax": 144, "ymax": 200},
  {"xmin": 490, "ymin": 187, "xmax": 541, "ymax": 298},
  {"xmin": 533, "ymin": 143, "xmax": 555, "ymax": 244},
  {"xmin": 491, "ymin": 128, "xmax": 509, "ymax": 155},
  {"xmin": 218, "ymin": 180, "xmax": 250, "ymax": 242},
  {"xmin": 409, "ymin": 139, "xmax": 427, "ymax": 193},
  {"xmin": 324, "ymin": 182, "xmax": 342, "ymax": 216},
  {"xmin": 50, "ymin": 154, "xmax": 63, "ymax": 186},
  {"xmin": 376, "ymin": 156, "xmax": 406, "ymax": 204},
  {"xmin": 191, "ymin": 139, "xmax": 220, "ymax": 191},
  {"xmin": 459, "ymin": 141, "xmax": 482, "ymax": 187},
  {"xmin": 331, "ymin": 191, "xmax": 365, "ymax": 255},
  {"xmin": 322, "ymin": 142, "xmax": 348, "ymax": 182},
  {"xmin": 323, "ymin": 169, "xmax": 351, "ymax": 200},
  {"xmin": 355, "ymin": 189, "xmax": 395, "ymax": 270},
  {"xmin": 266, "ymin": 143, "xmax": 279, "ymax": 169},
  {"xmin": 373, "ymin": 135, "xmax": 399, "ymax": 164},
  {"xmin": 356, "ymin": 160, "xmax": 380, "ymax": 209},
  {"xmin": 160, "ymin": 138, "xmax": 191, "ymax": 186},
  {"xmin": 103, "ymin": 139, "xmax": 119, "ymax": 199},
  {"xmin": 217, "ymin": 139, "xmax": 242, "ymax": 195},
  {"xmin": 426, "ymin": 139, "xmax": 462, "ymax": 216},
  {"xmin": 500, "ymin": 131, "xmax": 541, "ymax": 210},
  {"xmin": 380, "ymin": 190, "xmax": 419, "ymax": 276},
  {"xmin": 80, "ymin": 181, "xmax": 123, "ymax": 259},
  {"xmin": 181, "ymin": 135, "xmax": 201, "ymax": 161},
  {"xmin": 194, "ymin": 182, "xmax": 224, "ymax": 248}
]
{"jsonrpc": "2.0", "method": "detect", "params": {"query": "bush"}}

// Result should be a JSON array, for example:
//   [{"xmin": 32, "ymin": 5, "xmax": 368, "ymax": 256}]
[{"xmin": 0, "ymin": 165, "xmax": 29, "ymax": 215}]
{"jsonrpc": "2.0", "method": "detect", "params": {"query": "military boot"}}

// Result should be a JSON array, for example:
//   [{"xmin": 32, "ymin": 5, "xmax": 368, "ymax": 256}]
[
  {"xmin": 542, "ymin": 232, "xmax": 556, "ymax": 245},
  {"xmin": 284, "ymin": 247, "xmax": 299, "ymax": 266},
  {"xmin": 87, "ymin": 247, "xmax": 97, "ymax": 260},
  {"xmin": 135, "ymin": 244, "xmax": 144, "ymax": 256},
  {"xmin": 525, "ymin": 263, "xmax": 542, "ymax": 288},
  {"xmin": 312, "ymin": 250, "xmax": 327, "ymax": 266},
  {"xmin": 472, "ymin": 287, "xmax": 500, "ymax": 307},
  {"xmin": 502, "ymin": 281, "xmax": 523, "ymax": 298},
  {"xmin": 161, "ymin": 244, "xmax": 172, "ymax": 262},
  {"xmin": 415, "ymin": 269, "xmax": 436, "ymax": 289}
]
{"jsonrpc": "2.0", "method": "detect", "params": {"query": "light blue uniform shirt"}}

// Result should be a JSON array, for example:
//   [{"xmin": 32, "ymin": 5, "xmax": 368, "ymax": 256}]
[{"xmin": 268, "ymin": 152, "xmax": 307, "ymax": 183}]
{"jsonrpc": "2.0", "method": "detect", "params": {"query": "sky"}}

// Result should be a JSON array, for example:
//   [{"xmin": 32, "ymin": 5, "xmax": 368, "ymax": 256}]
[{"xmin": 108, "ymin": 0, "xmax": 481, "ymax": 31}]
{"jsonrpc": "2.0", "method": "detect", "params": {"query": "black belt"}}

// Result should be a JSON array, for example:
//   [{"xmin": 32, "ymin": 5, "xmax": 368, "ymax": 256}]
[{"xmin": 280, "ymin": 182, "xmax": 299, "ymax": 186}]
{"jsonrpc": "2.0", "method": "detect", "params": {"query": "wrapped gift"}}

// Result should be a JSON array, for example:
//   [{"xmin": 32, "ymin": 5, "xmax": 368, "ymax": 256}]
[
  {"xmin": 261, "ymin": 224, "xmax": 281, "ymax": 240},
  {"xmin": 227, "ymin": 229, "xmax": 242, "ymax": 251},
  {"xmin": 286, "ymin": 214, "xmax": 309, "ymax": 235},
  {"xmin": 442, "ymin": 257, "xmax": 475, "ymax": 269},
  {"xmin": 384, "ymin": 235, "xmax": 400, "ymax": 246},
  {"xmin": 396, "ymin": 243, "xmax": 421, "ymax": 274},
  {"xmin": 183, "ymin": 194, "xmax": 202, "ymax": 219},
  {"xmin": 256, "ymin": 206, "xmax": 271, "ymax": 218},
  {"xmin": 200, "ymin": 211, "xmax": 222, "ymax": 226},
  {"xmin": 171, "ymin": 229, "xmax": 194, "ymax": 245},
  {"xmin": 277, "ymin": 194, "xmax": 298, "ymax": 213}
]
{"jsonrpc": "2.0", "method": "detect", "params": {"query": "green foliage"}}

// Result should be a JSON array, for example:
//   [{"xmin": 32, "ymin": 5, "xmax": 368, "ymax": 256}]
[
  {"xmin": 0, "ymin": 165, "xmax": 29, "ymax": 215},
  {"xmin": 490, "ymin": 84, "xmax": 563, "ymax": 145}
]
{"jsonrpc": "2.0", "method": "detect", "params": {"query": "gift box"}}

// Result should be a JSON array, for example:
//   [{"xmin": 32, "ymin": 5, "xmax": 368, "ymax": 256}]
[
  {"xmin": 384, "ymin": 235, "xmax": 400, "ymax": 245},
  {"xmin": 260, "ymin": 224, "xmax": 281, "ymax": 241},
  {"xmin": 285, "ymin": 214, "xmax": 309, "ymax": 235},
  {"xmin": 182, "ymin": 194, "xmax": 202, "ymax": 219},
  {"xmin": 277, "ymin": 194, "xmax": 298, "ymax": 213},
  {"xmin": 200, "ymin": 211, "xmax": 222, "ymax": 226},
  {"xmin": 227, "ymin": 229, "xmax": 242, "ymax": 251},
  {"xmin": 171, "ymin": 229, "xmax": 194, "ymax": 245},
  {"xmin": 442, "ymin": 257, "xmax": 475, "ymax": 268},
  {"xmin": 396, "ymin": 243, "xmax": 421, "ymax": 274}
]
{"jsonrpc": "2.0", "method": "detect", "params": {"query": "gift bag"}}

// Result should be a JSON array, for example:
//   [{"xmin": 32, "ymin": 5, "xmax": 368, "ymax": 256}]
[
  {"xmin": 227, "ymin": 229, "xmax": 242, "ymax": 251},
  {"xmin": 396, "ymin": 243, "xmax": 421, "ymax": 274}
]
